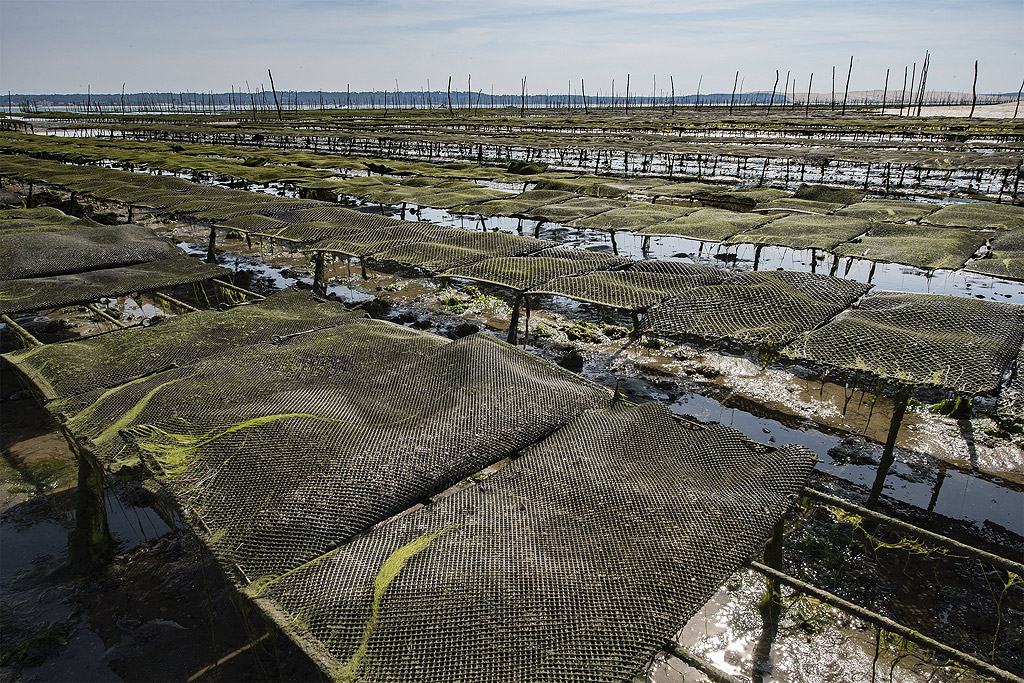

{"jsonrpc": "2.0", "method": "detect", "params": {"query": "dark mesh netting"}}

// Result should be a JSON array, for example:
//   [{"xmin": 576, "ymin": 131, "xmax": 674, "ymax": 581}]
[
  {"xmin": 0, "ymin": 224, "xmax": 182, "ymax": 280},
  {"xmin": 524, "ymin": 197, "xmax": 629, "ymax": 223},
  {"xmin": 570, "ymin": 203, "xmax": 693, "ymax": 232},
  {"xmin": 454, "ymin": 190, "xmax": 577, "ymax": 217},
  {"xmin": 921, "ymin": 203, "xmax": 1024, "ymax": 231},
  {"xmin": 308, "ymin": 223, "xmax": 461, "ymax": 259},
  {"xmin": 0, "ymin": 256, "xmax": 227, "ymax": 315},
  {"xmin": 997, "ymin": 346, "xmax": 1024, "ymax": 426},
  {"xmin": 727, "ymin": 214, "xmax": 869, "ymax": 251},
  {"xmin": 635, "ymin": 208, "xmax": 774, "ymax": 243},
  {"xmin": 533, "ymin": 266, "xmax": 723, "ymax": 312},
  {"xmin": 5, "ymin": 288, "xmax": 363, "ymax": 402},
  {"xmin": 372, "ymin": 232, "xmax": 553, "ymax": 274},
  {"xmin": 644, "ymin": 271, "xmax": 871, "ymax": 347},
  {"xmin": 832, "ymin": 222, "xmax": 987, "ymax": 271},
  {"xmin": 0, "ymin": 207, "xmax": 85, "ymax": 233},
  {"xmin": 250, "ymin": 402, "xmax": 815, "ymax": 682},
  {"xmin": 964, "ymin": 229, "xmax": 1024, "ymax": 281},
  {"xmin": 443, "ymin": 255, "xmax": 620, "ymax": 292},
  {"xmin": 835, "ymin": 200, "xmax": 938, "ymax": 222},
  {"xmin": 61, "ymin": 325, "xmax": 612, "ymax": 578},
  {"xmin": 783, "ymin": 291, "xmax": 1024, "ymax": 394}
]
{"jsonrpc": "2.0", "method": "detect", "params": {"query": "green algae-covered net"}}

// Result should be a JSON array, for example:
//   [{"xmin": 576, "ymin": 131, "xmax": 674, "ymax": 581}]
[
  {"xmin": 644, "ymin": 270, "xmax": 871, "ymax": 347},
  {"xmin": 253, "ymin": 402, "xmax": 815, "ymax": 682},
  {"xmin": 783, "ymin": 291, "xmax": 1024, "ymax": 394}
]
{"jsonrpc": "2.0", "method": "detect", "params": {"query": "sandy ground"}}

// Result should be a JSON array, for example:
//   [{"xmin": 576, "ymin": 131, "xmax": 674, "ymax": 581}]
[{"xmin": 879, "ymin": 102, "xmax": 1021, "ymax": 118}]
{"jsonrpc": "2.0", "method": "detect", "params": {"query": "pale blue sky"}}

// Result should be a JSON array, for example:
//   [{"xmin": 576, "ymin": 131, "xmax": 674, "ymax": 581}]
[{"xmin": 1, "ymin": 0, "xmax": 1021, "ymax": 95}]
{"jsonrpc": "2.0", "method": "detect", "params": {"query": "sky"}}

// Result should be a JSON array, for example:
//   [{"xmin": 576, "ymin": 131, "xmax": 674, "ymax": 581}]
[{"xmin": 1, "ymin": 0, "xmax": 1021, "ymax": 96}]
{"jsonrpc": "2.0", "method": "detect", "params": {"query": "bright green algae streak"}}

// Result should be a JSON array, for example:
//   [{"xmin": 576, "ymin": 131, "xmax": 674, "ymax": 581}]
[{"xmin": 332, "ymin": 524, "xmax": 465, "ymax": 683}]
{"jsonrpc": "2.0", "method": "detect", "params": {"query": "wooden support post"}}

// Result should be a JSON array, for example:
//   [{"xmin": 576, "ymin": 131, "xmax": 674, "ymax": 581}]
[
  {"xmin": 868, "ymin": 385, "xmax": 911, "ymax": 508},
  {"xmin": 85, "ymin": 304, "xmax": 127, "ymax": 328},
  {"xmin": 313, "ymin": 252, "xmax": 326, "ymax": 296},
  {"xmin": 206, "ymin": 225, "xmax": 217, "ymax": 263},
  {"xmin": 67, "ymin": 443, "xmax": 114, "ymax": 572},
  {"xmin": 1, "ymin": 313, "xmax": 42, "ymax": 347},
  {"xmin": 506, "ymin": 293, "xmax": 523, "ymax": 345}
]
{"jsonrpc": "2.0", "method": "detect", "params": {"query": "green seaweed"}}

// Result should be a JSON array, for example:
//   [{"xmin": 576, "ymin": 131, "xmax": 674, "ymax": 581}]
[{"xmin": 332, "ymin": 524, "xmax": 464, "ymax": 683}]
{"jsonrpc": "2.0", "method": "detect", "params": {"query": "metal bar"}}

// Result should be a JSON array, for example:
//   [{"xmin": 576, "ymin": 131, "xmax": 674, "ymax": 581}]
[
  {"xmin": 152, "ymin": 290, "xmax": 199, "ymax": 313},
  {"xmin": 1, "ymin": 314, "xmax": 41, "ymax": 347},
  {"xmin": 210, "ymin": 278, "xmax": 264, "ymax": 300},
  {"xmin": 662, "ymin": 643, "xmax": 745, "ymax": 683},
  {"xmin": 749, "ymin": 561, "xmax": 1024, "ymax": 683},
  {"xmin": 85, "ymin": 304, "xmax": 127, "ymax": 329},
  {"xmin": 803, "ymin": 487, "xmax": 1024, "ymax": 576}
]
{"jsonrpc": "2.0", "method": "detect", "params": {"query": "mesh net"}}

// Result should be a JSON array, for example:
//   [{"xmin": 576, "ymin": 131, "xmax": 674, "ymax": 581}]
[
  {"xmin": 66, "ymin": 326, "xmax": 613, "ymax": 580},
  {"xmin": 835, "ymin": 200, "xmax": 939, "ymax": 222},
  {"xmin": 635, "ymin": 208, "xmax": 774, "ymax": 242},
  {"xmin": 727, "ymin": 214, "xmax": 869, "ymax": 251},
  {"xmin": 524, "ymin": 197, "xmax": 629, "ymax": 223},
  {"xmin": 413, "ymin": 187, "xmax": 510, "ymax": 210},
  {"xmin": 0, "ymin": 207, "xmax": 83, "ymax": 233},
  {"xmin": 308, "ymin": 223, "xmax": 461, "ymax": 259},
  {"xmin": 454, "ymin": 190, "xmax": 577, "ymax": 217},
  {"xmin": 250, "ymin": 402, "xmax": 815, "ymax": 682},
  {"xmin": 0, "ymin": 256, "xmax": 227, "ymax": 315},
  {"xmin": 644, "ymin": 271, "xmax": 871, "ymax": 347},
  {"xmin": 570, "ymin": 203, "xmax": 693, "ymax": 232},
  {"xmin": 997, "ymin": 346, "xmax": 1024, "ymax": 426},
  {"xmin": 964, "ymin": 229, "xmax": 1024, "ymax": 281},
  {"xmin": 0, "ymin": 224, "xmax": 182, "ymax": 280},
  {"xmin": 832, "ymin": 222, "xmax": 987, "ymax": 271},
  {"xmin": 792, "ymin": 183, "xmax": 864, "ymax": 205},
  {"xmin": 371, "ymin": 232, "xmax": 554, "ymax": 274},
  {"xmin": 4, "ymin": 288, "xmax": 363, "ymax": 403},
  {"xmin": 532, "ymin": 266, "xmax": 724, "ymax": 312},
  {"xmin": 758, "ymin": 198, "xmax": 849, "ymax": 214},
  {"xmin": 921, "ymin": 203, "xmax": 1024, "ymax": 231},
  {"xmin": 442, "ymin": 255, "xmax": 620, "ymax": 292},
  {"xmin": 782, "ymin": 291, "xmax": 1024, "ymax": 394}
]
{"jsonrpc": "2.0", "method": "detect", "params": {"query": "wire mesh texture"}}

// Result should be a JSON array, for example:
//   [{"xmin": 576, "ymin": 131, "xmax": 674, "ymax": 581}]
[
  {"xmin": 964, "ymin": 228, "xmax": 1024, "ymax": 281},
  {"xmin": 251, "ymin": 402, "xmax": 816, "ymax": 682},
  {"xmin": 783, "ymin": 291, "xmax": 1024, "ymax": 394},
  {"xmin": 4, "ymin": 288, "xmax": 363, "ymax": 403},
  {"xmin": 54, "ymin": 321, "xmax": 612, "ymax": 581},
  {"xmin": 532, "ymin": 265, "xmax": 725, "ymax": 312},
  {"xmin": 0, "ymin": 224, "xmax": 182, "ymax": 280},
  {"xmin": 832, "ymin": 222, "xmax": 988, "ymax": 271},
  {"xmin": 727, "ymin": 214, "xmax": 870, "ymax": 251},
  {"xmin": 0, "ymin": 256, "xmax": 227, "ymax": 315},
  {"xmin": 643, "ymin": 270, "xmax": 872, "ymax": 348},
  {"xmin": 997, "ymin": 345, "xmax": 1024, "ymax": 426},
  {"xmin": 443, "ymin": 254, "xmax": 623, "ymax": 292}
]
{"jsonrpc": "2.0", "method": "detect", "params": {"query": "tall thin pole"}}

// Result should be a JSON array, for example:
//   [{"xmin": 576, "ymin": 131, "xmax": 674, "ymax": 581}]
[
  {"xmin": 899, "ymin": 66, "xmax": 908, "ymax": 116},
  {"xmin": 268, "ymin": 69, "xmax": 282, "ymax": 120},
  {"xmin": 831, "ymin": 67, "xmax": 835, "ymax": 111},
  {"xmin": 1014, "ymin": 77, "xmax": 1023, "ymax": 119},
  {"xmin": 625, "ymin": 73, "xmax": 630, "ymax": 111},
  {"xmin": 969, "ymin": 60, "xmax": 978, "ymax": 118},
  {"xmin": 768, "ymin": 69, "xmax": 779, "ymax": 114},
  {"xmin": 694, "ymin": 74, "xmax": 701, "ymax": 110},
  {"xmin": 729, "ymin": 71, "xmax": 739, "ymax": 114},
  {"xmin": 841, "ymin": 55, "xmax": 853, "ymax": 116},
  {"xmin": 447, "ymin": 75, "xmax": 453, "ymax": 115},
  {"xmin": 881, "ymin": 68, "xmax": 889, "ymax": 113}
]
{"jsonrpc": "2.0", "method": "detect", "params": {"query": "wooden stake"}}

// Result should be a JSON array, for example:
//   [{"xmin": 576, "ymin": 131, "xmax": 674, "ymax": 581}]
[
  {"xmin": 729, "ymin": 71, "xmax": 739, "ymax": 114},
  {"xmin": 448, "ymin": 76, "xmax": 454, "ymax": 115},
  {"xmin": 969, "ymin": 60, "xmax": 978, "ymax": 118},
  {"xmin": 881, "ymin": 68, "xmax": 889, "ymax": 113},
  {"xmin": 768, "ymin": 70, "xmax": 779, "ymax": 114},
  {"xmin": 842, "ymin": 55, "xmax": 853, "ymax": 116},
  {"xmin": 268, "ymin": 69, "xmax": 282, "ymax": 120}
]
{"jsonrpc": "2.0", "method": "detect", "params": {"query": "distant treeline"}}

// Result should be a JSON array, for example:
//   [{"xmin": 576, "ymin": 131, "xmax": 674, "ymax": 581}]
[{"xmin": 4, "ymin": 89, "xmax": 1019, "ymax": 114}]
